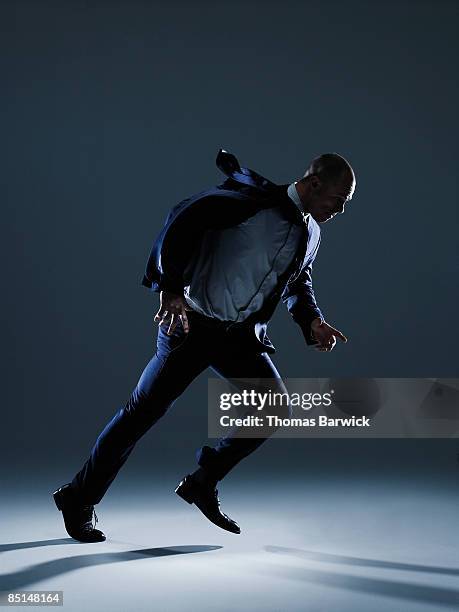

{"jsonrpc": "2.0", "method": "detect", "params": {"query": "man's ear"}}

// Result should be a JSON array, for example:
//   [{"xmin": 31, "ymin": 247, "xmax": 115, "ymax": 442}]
[
  {"xmin": 309, "ymin": 174, "xmax": 322, "ymax": 192},
  {"xmin": 301, "ymin": 174, "xmax": 321, "ymax": 193}
]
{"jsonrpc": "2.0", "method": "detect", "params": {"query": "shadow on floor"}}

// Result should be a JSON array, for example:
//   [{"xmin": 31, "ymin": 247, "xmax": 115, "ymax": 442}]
[
  {"xmin": 0, "ymin": 539, "xmax": 80, "ymax": 553},
  {"xmin": 264, "ymin": 545, "xmax": 459, "ymax": 576},
  {"xmin": 263, "ymin": 545, "xmax": 459, "ymax": 608},
  {"xmin": 0, "ymin": 544, "xmax": 222, "ymax": 591}
]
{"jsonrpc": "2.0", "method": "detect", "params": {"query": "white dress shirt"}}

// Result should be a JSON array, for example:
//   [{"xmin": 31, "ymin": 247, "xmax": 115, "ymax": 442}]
[{"xmin": 183, "ymin": 182, "xmax": 309, "ymax": 322}]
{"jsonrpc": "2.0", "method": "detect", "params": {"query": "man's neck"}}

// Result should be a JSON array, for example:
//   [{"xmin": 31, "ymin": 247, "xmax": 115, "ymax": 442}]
[{"xmin": 287, "ymin": 182, "xmax": 309, "ymax": 219}]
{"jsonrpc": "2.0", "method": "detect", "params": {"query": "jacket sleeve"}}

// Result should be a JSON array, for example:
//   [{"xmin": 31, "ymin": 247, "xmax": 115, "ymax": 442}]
[{"xmin": 281, "ymin": 250, "xmax": 324, "ymax": 346}]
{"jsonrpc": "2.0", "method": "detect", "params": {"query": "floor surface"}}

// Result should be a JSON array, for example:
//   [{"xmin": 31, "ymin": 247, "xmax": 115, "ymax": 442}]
[{"xmin": 1, "ymin": 472, "xmax": 458, "ymax": 611}]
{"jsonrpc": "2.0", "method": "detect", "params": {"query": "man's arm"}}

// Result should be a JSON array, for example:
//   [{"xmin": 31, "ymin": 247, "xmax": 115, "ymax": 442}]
[
  {"xmin": 281, "ymin": 258, "xmax": 348, "ymax": 351},
  {"xmin": 281, "ymin": 263, "xmax": 324, "ymax": 346},
  {"xmin": 147, "ymin": 197, "xmax": 228, "ymax": 334}
]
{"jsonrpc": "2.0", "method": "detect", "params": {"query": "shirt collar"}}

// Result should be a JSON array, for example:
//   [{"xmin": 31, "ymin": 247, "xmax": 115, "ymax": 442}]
[{"xmin": 287, "ymin": 182, "xmax": 309, "ymax": 223}]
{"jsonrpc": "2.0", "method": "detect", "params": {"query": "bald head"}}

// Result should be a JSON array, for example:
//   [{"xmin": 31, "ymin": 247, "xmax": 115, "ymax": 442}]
[
  {"xmin": 304, "ymin": 152, "xmax": 355, "ymax": 191},
  {"xmin": 295, "ymin": 152, "xmax": 356, "ymax": 223}
]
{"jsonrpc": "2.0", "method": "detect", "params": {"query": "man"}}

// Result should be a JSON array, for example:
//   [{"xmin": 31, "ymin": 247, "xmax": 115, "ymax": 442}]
[{"xmin": 53, "ymin": 149, "xmax": 356, "ymax": 542}]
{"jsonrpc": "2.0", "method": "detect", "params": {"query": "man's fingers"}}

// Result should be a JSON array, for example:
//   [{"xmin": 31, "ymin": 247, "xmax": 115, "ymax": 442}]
[
  {"xmin": 315, "ymin": 338, "xmax": 336, "ymax": 351},
  {"xmin": 328, "ymin": 326, "xmax": 347, "ymax": 342},
  {"xmin": 155, "ymin": 309, "xmax": 168, "ymax": 323},
  {"xmin": 180, "ymin": 308, "xmax": 190, "ymax": 333},
  {"xmin": 155, "ymin": 306, "xmax": 190, "ymax": 335},
  {"xmin": 166, "ymin": 313, "xmax": 177, "ymax": 335},
  {"xmin": 158, "ymin": 312, "xmax": 170, "ymax": 326}
]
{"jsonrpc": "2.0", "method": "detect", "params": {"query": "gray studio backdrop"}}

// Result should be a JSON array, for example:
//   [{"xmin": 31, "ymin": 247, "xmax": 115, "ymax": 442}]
[{"xmin": 2, "ymin": 1, "xmax": 458, "ymax": 487}]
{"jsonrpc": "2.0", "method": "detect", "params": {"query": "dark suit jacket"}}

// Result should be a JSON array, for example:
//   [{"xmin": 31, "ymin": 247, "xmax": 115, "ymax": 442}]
[{"xmin": 141, "ymin": 149, "xmax": 324, "ymax": 353}]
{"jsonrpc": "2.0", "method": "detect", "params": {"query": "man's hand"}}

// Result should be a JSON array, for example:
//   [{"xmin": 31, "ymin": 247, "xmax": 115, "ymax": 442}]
[
  {"xmin": 154, "ymin": 291, "xmax": 193, "ymax": 335},
  {"xmin": 310, "ymin": 317, "xmax": 348, "ymax": 352}
]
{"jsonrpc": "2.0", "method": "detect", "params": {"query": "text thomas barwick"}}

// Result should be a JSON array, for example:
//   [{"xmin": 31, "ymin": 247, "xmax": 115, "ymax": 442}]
[{"xmin": 220, "ymin": 415, "xmax": 371, "ymax": 427}]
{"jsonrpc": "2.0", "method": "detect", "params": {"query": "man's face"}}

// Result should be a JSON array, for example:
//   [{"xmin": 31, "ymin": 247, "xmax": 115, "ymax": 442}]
[{"xmin": 305, "ymin": 175, "xmax": 355, "ymax": 224}]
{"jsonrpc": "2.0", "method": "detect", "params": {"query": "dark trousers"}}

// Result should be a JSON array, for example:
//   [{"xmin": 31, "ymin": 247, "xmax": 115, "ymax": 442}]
[{"xmin": 70, "ymin": 310, "xmax": 289, "ymax": 504}]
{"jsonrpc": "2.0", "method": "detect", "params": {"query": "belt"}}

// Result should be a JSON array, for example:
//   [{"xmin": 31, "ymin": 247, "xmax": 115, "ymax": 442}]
[{"xmin": 187, "ymin": 309, "xmax": 245, "ymax": 332}]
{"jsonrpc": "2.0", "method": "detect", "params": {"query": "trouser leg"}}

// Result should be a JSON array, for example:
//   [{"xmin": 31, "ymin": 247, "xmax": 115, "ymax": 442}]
[
  {"xmin": 198, "ymin": 346, "xmax": 290, "ymax": 481},
  {"xmin": 70, "ymin": 324, "xmax": 208, "ymax": 504}
]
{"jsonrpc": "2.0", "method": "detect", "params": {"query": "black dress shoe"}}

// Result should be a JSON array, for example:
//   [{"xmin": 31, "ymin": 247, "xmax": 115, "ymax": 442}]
[
  {"xmin": 53, "ymin": 484, "xmax": 106, "ymax": 543},
  {"xmin": 175, "ymin": 475, "xmax": 241, "ymax": 534}
]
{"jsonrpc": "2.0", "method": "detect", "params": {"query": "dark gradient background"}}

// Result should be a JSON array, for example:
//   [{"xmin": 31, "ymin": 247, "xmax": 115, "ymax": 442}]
[{"xmin": 2, "ymin": 0, "xmax": 458, "ymax": 489}]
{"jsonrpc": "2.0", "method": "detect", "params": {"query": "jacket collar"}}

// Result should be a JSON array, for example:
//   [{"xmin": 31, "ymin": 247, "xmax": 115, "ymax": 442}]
[
  {"xmin": 216, "ymin": 148, "xmax": 308, "ymax": 227},
  {"xmin": 216, "ymin": 148, "xmax": 278, "ymax": 193}
]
